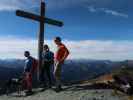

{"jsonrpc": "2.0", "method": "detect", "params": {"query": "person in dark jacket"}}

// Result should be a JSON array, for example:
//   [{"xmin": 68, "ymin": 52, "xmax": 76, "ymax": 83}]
[{"xmin": 40, "ymin": 44, "xmax": 54, "ymax": 88}]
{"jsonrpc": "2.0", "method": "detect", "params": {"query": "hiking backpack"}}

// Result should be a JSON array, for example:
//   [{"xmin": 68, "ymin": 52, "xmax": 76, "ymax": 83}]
[{"xmin": 31, "ymin": 58, "xmax": 38, "ymax": 73}]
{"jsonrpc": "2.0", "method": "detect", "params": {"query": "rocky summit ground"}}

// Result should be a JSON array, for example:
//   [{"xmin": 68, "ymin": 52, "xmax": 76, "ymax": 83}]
[{"xmin": 0, "ymin": 83, "xmax": 132, "ymax": 100}]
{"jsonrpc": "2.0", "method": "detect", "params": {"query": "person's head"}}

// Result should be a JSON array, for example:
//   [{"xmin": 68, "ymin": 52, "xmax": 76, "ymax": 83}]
[
  {"xmin": 54, "ymin": 36, "xmax": 62, "ymax": 45},
  {"xmin": 43, "ymin": 44, "xmax": 49, "ymax": 51},
  {"xmin": 24, "ymin": 51, "xmax": 30, "ymax": 57}
]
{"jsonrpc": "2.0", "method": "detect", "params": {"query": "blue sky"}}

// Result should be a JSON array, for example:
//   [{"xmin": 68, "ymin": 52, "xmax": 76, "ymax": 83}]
[{"xmin": 0, "ymin": 0, "xmax": 133, "ymax": 60}]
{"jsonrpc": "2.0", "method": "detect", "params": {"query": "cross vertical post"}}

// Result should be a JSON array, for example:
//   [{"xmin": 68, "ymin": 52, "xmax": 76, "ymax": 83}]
[{"xmin": 37, "ymin": 1, "xmax": 45, "ymax": 81}]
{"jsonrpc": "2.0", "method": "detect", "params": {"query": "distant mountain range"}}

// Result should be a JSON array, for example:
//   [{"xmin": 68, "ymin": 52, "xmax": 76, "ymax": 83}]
[{"xmin": 0, "ymin": 59, "xmax": 132, "ymax": 86}]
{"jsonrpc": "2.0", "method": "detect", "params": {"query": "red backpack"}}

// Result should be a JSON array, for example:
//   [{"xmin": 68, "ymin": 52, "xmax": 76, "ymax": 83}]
[{"xmin": 31, "ymin": 58, "xmax": 38, "ymax": 73}]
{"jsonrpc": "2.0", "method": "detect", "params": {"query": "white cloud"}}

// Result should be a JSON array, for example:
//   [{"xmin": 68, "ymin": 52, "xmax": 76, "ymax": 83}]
[
  {"xmin": 0, "ymin": 0, "xmax": 89, "ymax": 11},
  {"xmin": 45, "ymin": 0, "xmax": 88, "ymax": 10},
  {"xmin": 0, "ymin": 0, "xmax": 19, "ymax": 11},
  {"xmin": 0, "ymin": 0, "xmax": 39, "ymax": 11},
  {"xmin": 87, "ymin": 6, "xmax": 128, "ymax": 18},
  {"xmin": 101, "ymin": 8, "xmax": 128, "ymax": 18},
  {"xmin": 0, "ymin": 5, "xmax": 18, "ymax": 11},
  {"xmin": 0, "ymin": 37, "xmax": 133, "ymax": 61},
  {"xmin": 87, "ymin": 6, "xmax": 97, "ymax": 12},
  {"xmin": 0, "ymin": 0, "xmax": 130, "ymax": 16}
]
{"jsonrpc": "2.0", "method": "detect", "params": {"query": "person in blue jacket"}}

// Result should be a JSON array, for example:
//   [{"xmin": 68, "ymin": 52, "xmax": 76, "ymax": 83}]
[{"xmin": 24, "ymin": 51, "xmax": 35, "ymax": 95}]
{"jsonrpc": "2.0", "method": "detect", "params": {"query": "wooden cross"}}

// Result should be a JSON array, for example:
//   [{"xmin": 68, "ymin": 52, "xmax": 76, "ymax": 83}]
[{"xmin": 16, "ymin": 1, "xmax": 63, "ymax": 80}]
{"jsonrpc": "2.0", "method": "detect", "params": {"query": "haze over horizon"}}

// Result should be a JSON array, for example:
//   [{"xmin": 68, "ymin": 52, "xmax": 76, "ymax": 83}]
[{"xmin": 0, "ymin": 0, "xmax": 133, "ymax": 60}]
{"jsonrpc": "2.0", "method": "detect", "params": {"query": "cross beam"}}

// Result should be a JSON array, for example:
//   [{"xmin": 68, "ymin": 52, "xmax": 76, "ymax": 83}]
[
  {"xmin": 16, "ymin": 2, "xmax": 63, "ymax": 81},
  {"xmin": 16, "ymin": 10, "xmax": 63, "ymax": 27}
]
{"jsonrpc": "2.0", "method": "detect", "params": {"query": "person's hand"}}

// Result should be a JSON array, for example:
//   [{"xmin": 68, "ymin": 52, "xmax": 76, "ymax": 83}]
[
  {"xmin": 22, "ymin": 72, "xmax": 26, "ymax": 77},
  {"xmin": 23, "ymin": 71, "xmax": 25, "ymax": 75},
  {"xmin": 59, "ymin": 59, "xmax": 64, "ymax": 64}
]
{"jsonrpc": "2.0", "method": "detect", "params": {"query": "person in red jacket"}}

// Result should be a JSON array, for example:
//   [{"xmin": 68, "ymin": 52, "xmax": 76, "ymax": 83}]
[{"xmin": 54, "ymin": 37, "xmax": 70, "ymax": 92}]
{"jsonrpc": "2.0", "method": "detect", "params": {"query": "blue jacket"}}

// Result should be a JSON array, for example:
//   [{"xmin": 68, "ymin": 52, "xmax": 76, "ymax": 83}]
[{"xmin": 24, "ymin": 56, "xmax": 33, "ymax": 72}]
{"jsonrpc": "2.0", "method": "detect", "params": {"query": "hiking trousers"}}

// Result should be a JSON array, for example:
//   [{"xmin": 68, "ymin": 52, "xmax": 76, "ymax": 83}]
[{"xmin": 54, "ymin": 61, "xmax": 63, "ymax": 87}]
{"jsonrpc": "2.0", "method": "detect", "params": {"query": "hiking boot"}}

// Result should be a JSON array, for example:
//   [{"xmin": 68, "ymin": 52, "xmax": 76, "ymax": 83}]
[
  {"xmin": 40, "ymin": 83, "xmax": 48, "ymax": 88},
  {"xmin": 54, "ymin": 86, "xmax": 63, "ymax": 93},
  {"xmin": 47, "ymin": 83, "xmax": 52, "ymax": 88},
  {"xmin": 25, "ymin": 90, "xmax": 33, "ymax": 96}
]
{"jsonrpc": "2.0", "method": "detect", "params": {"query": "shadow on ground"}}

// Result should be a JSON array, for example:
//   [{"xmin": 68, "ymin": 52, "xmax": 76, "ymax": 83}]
[{"xmin": 63, "ymin": 82, "xmax": 112, "ymax": 91}]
